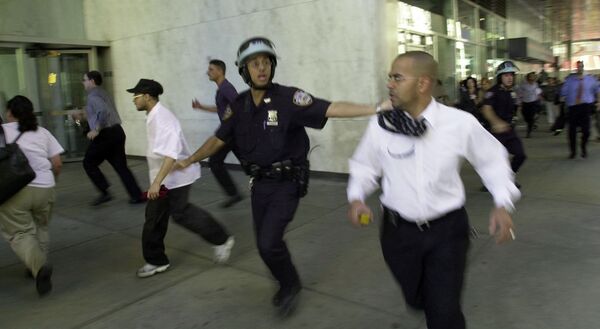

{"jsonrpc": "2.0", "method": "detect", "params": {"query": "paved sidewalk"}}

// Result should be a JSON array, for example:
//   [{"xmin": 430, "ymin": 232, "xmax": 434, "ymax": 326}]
[{"xmin": 1, "ymin": 124, "xmax": 600, "ymax": 329}]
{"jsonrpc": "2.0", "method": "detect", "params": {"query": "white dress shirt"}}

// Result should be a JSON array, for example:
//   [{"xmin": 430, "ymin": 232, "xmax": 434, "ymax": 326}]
[
  {"xmin": 146, "ymin": 102, "xmax": 200, "ymax": 189},
  {"xmin": 518, "ymin": 82, "xmax": 542, "ymax": 103},
  {"xmin": 347, "ymin": 98, "xmax": 520, "ymax": 222}
]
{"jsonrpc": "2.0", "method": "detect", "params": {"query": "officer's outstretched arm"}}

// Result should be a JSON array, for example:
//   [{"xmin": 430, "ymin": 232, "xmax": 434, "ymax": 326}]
[
  {"xmin": 326, "ymin": 99, "xmax": 392, "ymax": 117},
  {"xmin": 325, "ymin": 101, "xmax": 380, "ymax": 118},
  {"xmin": 175, "ymin": 136, "xmax": 225, "ymax": 170}
]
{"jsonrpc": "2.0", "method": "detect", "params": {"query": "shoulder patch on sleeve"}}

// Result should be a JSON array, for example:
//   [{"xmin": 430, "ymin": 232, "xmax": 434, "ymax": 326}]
[
  {"xmin": 222, "ymin": 105, "xmax": 233, "ymax": 121},
  {"xmin": 485, "ymin": 91, "xmax": 494, "ymax": 99},
  {"xmin": 292, "ymin": 90, "xmax": 313, "ymax": 107}
]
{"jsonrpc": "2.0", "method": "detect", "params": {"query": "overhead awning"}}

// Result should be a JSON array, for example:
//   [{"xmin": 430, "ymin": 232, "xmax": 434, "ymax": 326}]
[{"xmin": 507, "ymin": 37, "xmax": 553, "ymax": 63}]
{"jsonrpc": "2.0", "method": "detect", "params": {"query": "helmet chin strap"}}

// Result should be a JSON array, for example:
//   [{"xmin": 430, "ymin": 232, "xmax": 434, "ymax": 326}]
[{"xmin": 251, "ymin": 81, "xmax": 273, "ymax": 90}]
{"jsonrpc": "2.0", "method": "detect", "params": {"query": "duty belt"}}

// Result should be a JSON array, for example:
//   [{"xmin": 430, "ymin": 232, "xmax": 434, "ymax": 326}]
[{"xmin": 245, "ymin": 160, "xmax": 297, "ymax": 181}]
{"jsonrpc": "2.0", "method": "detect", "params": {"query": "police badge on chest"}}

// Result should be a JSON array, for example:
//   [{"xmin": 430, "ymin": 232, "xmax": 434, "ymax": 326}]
[{"xmin": 267, "ymin": 110, "xmax": 278, "ymax": 126}]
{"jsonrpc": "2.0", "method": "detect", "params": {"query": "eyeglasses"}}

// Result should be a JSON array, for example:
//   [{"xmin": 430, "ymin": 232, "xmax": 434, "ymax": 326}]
[
  {"xmin": 132, "ymin": 94, "xmax": 144, "ymax": 100},
  {"xmin": 387, "ymin": 74, "xmax": 418, "ymax": 83}
]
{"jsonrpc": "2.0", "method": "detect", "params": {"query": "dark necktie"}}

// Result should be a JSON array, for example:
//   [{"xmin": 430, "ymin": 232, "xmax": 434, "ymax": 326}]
[
  {"xmin": 378, "ymin": 108, "xmax": 427, "ymax": 137},
  {"xmin": 575, "ymin": 78, "xmax": 583, "ymax": 104}
]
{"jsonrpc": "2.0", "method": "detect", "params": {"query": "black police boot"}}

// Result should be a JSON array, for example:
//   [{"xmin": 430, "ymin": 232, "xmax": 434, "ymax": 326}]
[{"xmin": 277, "ymin": 284, "xmax": 302, "ymax": 317}]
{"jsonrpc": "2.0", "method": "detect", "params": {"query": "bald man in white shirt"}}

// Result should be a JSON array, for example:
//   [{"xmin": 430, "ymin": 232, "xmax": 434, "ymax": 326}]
[{"xmin": 347, "ymin": 52, "xmax": 520, "ymax": 329}]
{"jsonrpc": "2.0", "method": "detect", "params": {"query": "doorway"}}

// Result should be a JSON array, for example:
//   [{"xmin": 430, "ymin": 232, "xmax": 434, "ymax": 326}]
[{"xmin": 35, "ymin": 50, "xmax": 91, "ymax": 161}]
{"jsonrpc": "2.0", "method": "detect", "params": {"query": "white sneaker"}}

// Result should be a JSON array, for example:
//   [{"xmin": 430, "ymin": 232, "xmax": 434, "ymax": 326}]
[
  {"xmin": 136, "ymin": 263, "xmax": 170, "ymax": 278},
  {"xmin": 213, "ymin": 236, "xmax": 235, "ymax": 264}
]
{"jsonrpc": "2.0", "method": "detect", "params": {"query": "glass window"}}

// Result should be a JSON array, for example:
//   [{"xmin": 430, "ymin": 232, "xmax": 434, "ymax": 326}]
[
  {"xmin": 398, "ymin": 2, "xmax": 432, "ymax": 34},
  {"xmin": 437, "ymin": 38, "xmax": 458, "ymax": 103},
  {"xmin": 457, "ymin": 1, "xmax": 476, "ymax": 41},
  {"xmin": 456, "ymin": 42, "xmax": 478, "ymax": 80},
  {"xmin": 0, "ymin": 48, "xmax": 20, "ymax": 116}
]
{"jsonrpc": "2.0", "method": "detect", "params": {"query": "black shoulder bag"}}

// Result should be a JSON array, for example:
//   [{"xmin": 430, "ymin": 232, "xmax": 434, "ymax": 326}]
[{"xmin": 0, "ymin": 125, "xmax": 36, "ymax": 204}]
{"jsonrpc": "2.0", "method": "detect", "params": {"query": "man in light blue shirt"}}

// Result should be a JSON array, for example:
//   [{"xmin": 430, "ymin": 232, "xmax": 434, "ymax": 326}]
[
  {"xmin": 560, "ymin": 61, "xmax": 600, "ymax": 158},
  {"xmin": 82, "ymin": 71, "xmax": 143, "ymax": 205}
]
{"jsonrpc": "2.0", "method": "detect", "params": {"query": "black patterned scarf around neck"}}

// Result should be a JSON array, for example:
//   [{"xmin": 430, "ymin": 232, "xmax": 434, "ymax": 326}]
[{"xmin": 378, "ymin": 108, "xmax": 427, "ymax": 137}]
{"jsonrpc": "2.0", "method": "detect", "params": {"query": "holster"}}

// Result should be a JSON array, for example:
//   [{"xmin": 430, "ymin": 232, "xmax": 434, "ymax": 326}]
[{"xmin": 293, "ymin": 160, "xmax": 310, "ymax": 198}]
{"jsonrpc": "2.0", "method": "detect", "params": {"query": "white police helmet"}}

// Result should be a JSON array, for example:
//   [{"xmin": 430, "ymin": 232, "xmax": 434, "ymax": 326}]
[
  {"xmin": 495, "ymin": 61, "xmax": 519, "ymax": 77},
  {"xmin": 235, "ymin": 37, "xmax": 277, "ymax": 86}
]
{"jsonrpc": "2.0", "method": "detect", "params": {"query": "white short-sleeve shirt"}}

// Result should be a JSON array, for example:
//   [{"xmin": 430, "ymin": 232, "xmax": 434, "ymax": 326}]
[
  {"xmin": 146, "ymin": 102, "xmax": 200, "ymax": 189},
  {"xmin": 2, "ymin": 122, "xmax": 64, "ymax": 188}
]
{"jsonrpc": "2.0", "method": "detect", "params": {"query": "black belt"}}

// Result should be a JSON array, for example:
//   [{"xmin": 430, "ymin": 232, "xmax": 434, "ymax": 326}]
[
  {"xmin": 382, "ymin": 206, "xmax": 464, "ymax": 232},
  {"xmin": 246, "ymin": 160, "xmax": 303, "ymax": 181},
  {"xmin": 98, "ymin": 123, "xmax": 121, "ymax": 132}
]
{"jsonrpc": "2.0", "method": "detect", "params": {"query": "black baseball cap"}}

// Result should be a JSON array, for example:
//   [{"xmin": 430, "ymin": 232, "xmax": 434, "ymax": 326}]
[{"xmin": 126, "ymin": 79, "xmax": 163, "ymax": 96}]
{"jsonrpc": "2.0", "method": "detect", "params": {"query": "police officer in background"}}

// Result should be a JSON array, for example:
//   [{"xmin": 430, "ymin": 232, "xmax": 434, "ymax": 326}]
[
  {"xmin": 176, "ymin": 37, "xmax": 389, "ymax": 316},
  {"xmin": 481, "ymin": 61, "xmax": 527, "ymax": 188}
]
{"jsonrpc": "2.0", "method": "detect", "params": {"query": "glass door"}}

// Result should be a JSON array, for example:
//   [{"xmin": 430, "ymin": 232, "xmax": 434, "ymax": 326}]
[
  {"xmin": 35, "ymin": 50, "xmax": 90, "ymax": 161},
  {"xmin": 0, "ymin": 47, "xmax": 20, "ymax": 122}
]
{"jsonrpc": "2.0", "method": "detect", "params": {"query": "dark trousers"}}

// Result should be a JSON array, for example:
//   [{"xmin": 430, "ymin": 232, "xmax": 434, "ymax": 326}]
[
  {"xmin": 83, "ymin": 125, "xmax": 142, "ymax": 199},
  {"xmin": 551, "ymin": 102, "xmax": 566, "ymax": 131},
  {"xmin": 521, "ymin": 101, "xmax": 538, "ymax": 136},
  {"xmin": 208, "ymin": 143, "xmax": 239, "ymax": 197},
  {"xmin": 567, "ymin": 104, "xmax": 592, "ymax": 155},
  {"xmin": 251, "ymin": 179, "xmax": 301, "ymax": 289},
  {"xmin": 142, "ymin": 184, "xmax": 230, "ymax": 265},
  {"xmin": 493, "ymin": 130, "xmax": 527, "ymax": 173},
  {"xmin": 380, "ymin": 207, "xmax": 470, "ymax": 329}
]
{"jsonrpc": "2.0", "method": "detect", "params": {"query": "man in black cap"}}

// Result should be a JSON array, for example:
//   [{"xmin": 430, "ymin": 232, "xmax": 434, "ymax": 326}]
[
  {"xmin": 82, "ymin": 70, "xmax": 143, "ymax": 205},
  {"xmin": 127, "ymin": 79, "xmax": 234, "ymax": 278}
]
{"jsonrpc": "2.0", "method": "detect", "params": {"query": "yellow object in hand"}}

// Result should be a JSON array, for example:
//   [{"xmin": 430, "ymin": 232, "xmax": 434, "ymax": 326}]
[{"xmin": 359, "ymin": 214, "xmax": 370, "ymax": 226}]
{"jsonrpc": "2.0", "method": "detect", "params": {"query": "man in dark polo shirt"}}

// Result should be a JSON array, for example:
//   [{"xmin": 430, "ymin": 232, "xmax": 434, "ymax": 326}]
[
  {"xmin": 192, "ymin": 59, "xmax": 243, "ymax": 208},
  {"xmin": 481, "ymin": 61, "xmax": 527, "ymax": 187}
]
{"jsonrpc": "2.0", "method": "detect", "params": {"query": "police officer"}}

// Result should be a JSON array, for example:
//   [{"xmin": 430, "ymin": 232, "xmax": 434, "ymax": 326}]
[
  {"xmin": 481, "ymin": 61, "xmax": 527, "ymax": 187},
  {"xmin": 176, "ymin": 36, "xmax": 387, "ymax": 316}
]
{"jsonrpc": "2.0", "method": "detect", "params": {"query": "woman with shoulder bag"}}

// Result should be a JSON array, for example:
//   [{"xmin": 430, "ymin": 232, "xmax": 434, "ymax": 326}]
[{"xmin": 0, "ymin": 95, "xmax": 64, "ymax": 297}]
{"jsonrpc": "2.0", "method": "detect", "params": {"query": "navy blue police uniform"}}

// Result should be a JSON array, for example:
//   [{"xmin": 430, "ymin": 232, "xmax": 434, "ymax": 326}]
[
  {"xmin": 483, "ymin": 84, "xmax": 527, "ymax": 174},
  {"xmin": 215, "ymin": 83, "xmax": 330, "ymax": 294}
]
